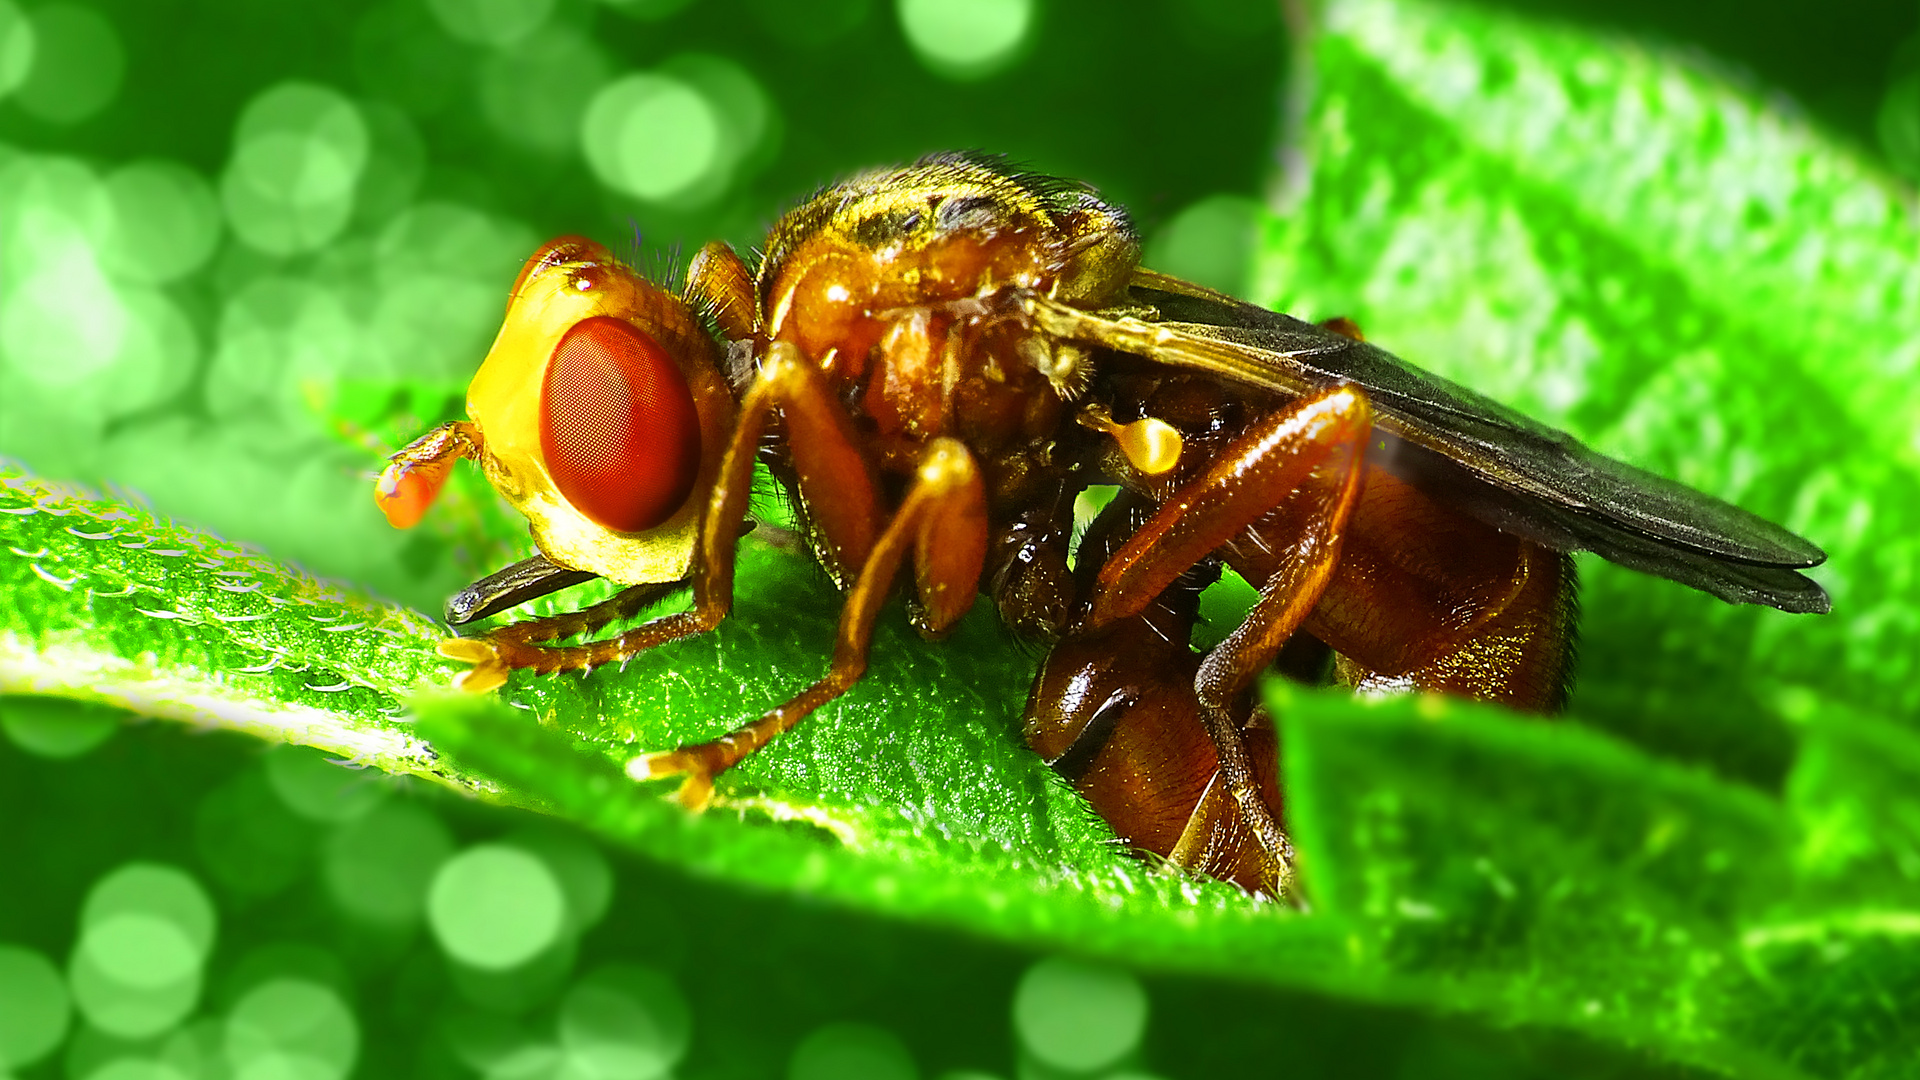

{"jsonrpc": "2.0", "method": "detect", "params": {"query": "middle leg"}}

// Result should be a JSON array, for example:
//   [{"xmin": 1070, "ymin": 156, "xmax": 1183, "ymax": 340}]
[{"xmin": 633, "ymin": 436, "xmax": 990, "ymax": 808}]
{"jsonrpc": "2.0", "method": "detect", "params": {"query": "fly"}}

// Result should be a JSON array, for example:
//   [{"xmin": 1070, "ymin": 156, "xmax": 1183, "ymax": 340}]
[{"xmin": 375, "ymin": 152, "xmax": 1827, "ymax": 900}]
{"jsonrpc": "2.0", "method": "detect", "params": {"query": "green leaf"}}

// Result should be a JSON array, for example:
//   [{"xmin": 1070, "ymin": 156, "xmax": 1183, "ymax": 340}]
[
  {"xmin": 0, "ymin": 466, "xmax": 456, "ymax": 782},
  {"xmin": 1782, "ymin": 693, "xmax": 1920, "ymax": 903},
  {"xmin": 1282, "ymin": 685, "xmax": 1796, "ymax": 1076},
  {"xmin": 0, "ymin": 462, "xmax": 1361, "ymax": 976},
  {"xmin": 1251, "ymin": 0, "xmax": 1920, "ymax": 1073},
  {"xmin": 1261, "ymin": 0, "xmax": 1920, "ymax": 786}
]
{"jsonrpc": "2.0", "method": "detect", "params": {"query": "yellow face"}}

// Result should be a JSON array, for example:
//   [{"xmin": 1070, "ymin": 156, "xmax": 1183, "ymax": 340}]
[{"xmin": 466, "ymin": 238, "xmax": 734, "ymax": 585}]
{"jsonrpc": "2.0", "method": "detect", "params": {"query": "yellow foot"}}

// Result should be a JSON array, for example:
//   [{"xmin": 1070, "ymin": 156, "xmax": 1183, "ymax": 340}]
[
  {"xmin": 436, "ymin": 637, "xmax": 510, "ymax": 694},
  {"xmin": 625, "ymin": 749, "xmax": 716, "ymax": 811}
]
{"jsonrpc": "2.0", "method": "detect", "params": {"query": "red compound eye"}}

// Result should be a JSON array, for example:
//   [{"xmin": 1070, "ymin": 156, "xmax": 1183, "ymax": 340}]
[{"xmin": 539, "ymin": 315, "xmax": 702, "ymax": 534}]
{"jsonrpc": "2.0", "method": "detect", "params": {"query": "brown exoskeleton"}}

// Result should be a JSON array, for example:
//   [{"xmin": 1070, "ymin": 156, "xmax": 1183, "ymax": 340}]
[{"xmin": 377, "ymin": 152, "xmax": 1827, "ymax": 899}]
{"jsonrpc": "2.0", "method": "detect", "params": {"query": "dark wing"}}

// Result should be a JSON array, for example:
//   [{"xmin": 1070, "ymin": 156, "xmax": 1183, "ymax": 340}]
[{"xmin": 1103, "ymin": 273, "xmax": 1829, "ymax": 614}]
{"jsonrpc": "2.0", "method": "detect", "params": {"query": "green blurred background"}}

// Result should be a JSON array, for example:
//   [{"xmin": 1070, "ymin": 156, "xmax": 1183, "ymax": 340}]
[{"xmin": 1, "ymin": 0, "xmax": 1917, "ymax": 1077}]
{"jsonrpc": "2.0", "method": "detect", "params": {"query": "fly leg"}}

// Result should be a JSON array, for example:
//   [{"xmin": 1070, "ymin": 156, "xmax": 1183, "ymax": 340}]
[
  {"xmin": 632, "ymin": 436, "xmax": 988, "ymax": 809},
  {"xmin": 474, "ymin": 578, "xmax": 687, "ymax": 646},
  {"xmin": 441, "ymin": 339, "xmax": 884, "ymax": 692},
  {"xmin": 1077, "ymin": 383, "xmax": 1372, "ymax": 898}
]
